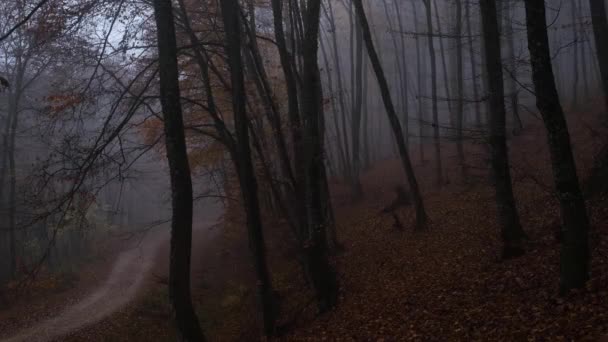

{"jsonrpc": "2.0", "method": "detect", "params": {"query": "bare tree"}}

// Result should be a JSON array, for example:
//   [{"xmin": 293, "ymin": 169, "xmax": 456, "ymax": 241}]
[
  {"xmin": 523, "ymin": 0, "xmax": 590, "ymax": 293},
  {"xmin": 588, "ymin": 0, "xmax": 608, "ymax": 112},
  {"xmin": 152, "ymin": 0, "xmax": 205, "ymax": 339},
  {"xmin": 353, "ymin": 0, "xmax": 428, "ymax": 229},
  {"xmin": 219, "ymin": 0, "xmax": 278, "ymax": 333},
  {"xmin": 422, "ymin": 0, "xmax": 443, "ymax": 186},
  {"xmin": 479, "ymin": 0, "xmax": 526, "ymax": 259},
  {"xmin": 301, "ymin": 0, "xmax": 339, "ymax": 311}
]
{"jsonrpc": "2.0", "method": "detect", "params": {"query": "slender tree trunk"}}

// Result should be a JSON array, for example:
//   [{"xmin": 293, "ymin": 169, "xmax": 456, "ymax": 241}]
[
  {"xmin": 412, "ymin": 1, "xmax": 426, "ymax": 163},
  {"xmin": 552, "ymin": 33, "xmax": 563, "ymax": 96},
  {"xmin": 480, "ymin": 0, "xmax": 526, "ymax": 259},
  {"xmin": 588, "ymin": 0, "xmax": 608, "ymax": 112},
  {"xmin": 5, "ymin": 62, "xmax": 25, "ymax": 280},
  {"xmin": 504, "ymin": 0, "xmax": 523, "ymax": 134},
  {"xmin": 7, "ymin": 118, "xmax": 16, "ymax": 279},
  {"xmin": 395, "ymin": 0, "xmax": 410, "ymax": 145},
  {"xmin": 301, "ymin": 0, "xmax": 338, "ymax": 311},
  {"xmin": 465, "ymin": 0, "xmax": 482, "ymax": 127},
  {"xmin": 319, "ymin": 31, "xmax": 348, "ymax": 176},
  {"xmin": 152, "ymin": 0, "xmax": 205, "ymax": 339},
  {"xmin": 353, "ymin": 0, "xmax": 428, "ymax": 229},
  {"xmin": 423, "ymin": 0, "xmax": 443, "ymax": 186},
  {"xmin": 361, "ymin": 53, "xmax": 370, "ymax": 169},
  {"xmin": 455, "ymin": 0, "xmax": 466, "ymax": 181},
  {"xmin": 242, "ymin": 4, "xmax": 296, "ymax": 193},
  {"xmin": 570, "ymin": 0, "xmax": 580, "ymax": 109},
  {"xmin": 382, "ymin": 0, "xmax": 408, "ymax": 148},
  {"xmin": 433, "ymin": 0, "xmax": 453, "ymax": 123},
  {"xmin": 220, "ymin": 0, "xmax": 278, "ymax": 333},
  {"xmin": 351, "ymin": 11, "xmax": 364, "ymax": 196},
  {"xmin": 324, "ymin": 0, "xmax": 351, "ymax": 178},
  {"xmin": 524, "ymin": 0, "xmax": 590, "ymax": 293},
  {"xmin": 580, "ymin": 0, "xmax": 590, "ymax": 99},
  {"xmin": 271, "ymin": 0, "xmax": 308, "ymax": 242}
]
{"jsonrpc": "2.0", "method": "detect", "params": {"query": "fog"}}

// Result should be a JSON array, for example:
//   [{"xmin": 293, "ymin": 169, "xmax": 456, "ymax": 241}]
[{"xmin": 0, "ymin": 0, "xmax": 606, "ymax": 340}]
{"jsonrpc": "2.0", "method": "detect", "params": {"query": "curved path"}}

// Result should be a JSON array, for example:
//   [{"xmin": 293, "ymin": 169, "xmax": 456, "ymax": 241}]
[{"xmin": 3, "ymin": 200, "xmax": 222, "ymax": 342}]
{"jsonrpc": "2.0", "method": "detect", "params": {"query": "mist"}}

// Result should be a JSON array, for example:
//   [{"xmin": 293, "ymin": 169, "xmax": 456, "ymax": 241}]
[{"xmin": 1, "ymin": 0, "xmax": 607, "ymax": 340}]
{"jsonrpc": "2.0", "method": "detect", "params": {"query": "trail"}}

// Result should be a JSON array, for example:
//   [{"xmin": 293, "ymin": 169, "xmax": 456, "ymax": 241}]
[{"xmin": 3, "ymin": 201, "xmax": 223, "ymax": 342}]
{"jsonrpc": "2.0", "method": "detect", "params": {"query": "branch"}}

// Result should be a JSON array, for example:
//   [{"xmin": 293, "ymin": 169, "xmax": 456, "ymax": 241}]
[{"xmin": 0, "ymin": 0, "xmax": 50, "ymax": 42}]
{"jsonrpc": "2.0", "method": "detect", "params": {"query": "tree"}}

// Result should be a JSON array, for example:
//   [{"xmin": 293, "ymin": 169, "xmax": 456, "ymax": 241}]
[
  {"xmin": 350, "ymin": 7, "xmax": 364, "ymax": 196},
  {"xmin": 152, "ymin": 0, "xmax": 205, "ymax": 339},
  {"xmin": 465, "ymin": 0, "xmax": 482, "ymax": 127},
  {"xmin": 422, "ymin": 0, "xmax": 443, "ymax": 186},
  {"xmin": 503, "ymin": 0, "xmax": 523, "ymax": 134},
  {"xmin": 523, "ymin": 0, "xmax": 591, "ymax": 292},
  {"xmin": 588, "ymin": 0, "xmax": 608, "ymax": 113},
  {"xmin": 352, "ymin": 0, "xmax": 428, "ymax": 229},
  {"xmin": 219, "ymin": 0, "xmax": 278, "ymax": 333},
  {"xmin": 412, "ymin": 0, "xmax": 427, "ymax": 163},
  {"xmin": 454, "ymin": 0, "xmax": 466, "ymax": 180},
  {"xmin": 479, "ymin": 0, "xmax": 526, "ymax": 259},
  {"xmin": 301, "ymin": 0, "xmax": 339, "ymax": 311}
]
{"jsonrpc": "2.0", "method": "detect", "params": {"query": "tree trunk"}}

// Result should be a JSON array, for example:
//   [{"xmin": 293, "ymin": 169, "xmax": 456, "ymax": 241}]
[
  {"xmin": 319, "ymin": 30, "xmax": 348, "ymax": 176},
  {"xmin": 423, "ymin": 0, "xmax": 443, "ymax": 186},
  {"xmin": 327, "ymin": 1, "xmax": 350, "ymax": 180},
  {"xmin": 504, "ymin": 0, "xmax": 523, "ymax": 135},
  {"xmin": 361, "ymin": 51, "xmax": 371, "ymax": 169},
  {"xmin": 350, "ymin": 10, "xmax": 364, "ymax": 196},
  {"xmin": 382, "ymin": 0, "xmax": 408, "ymax": 148},
  {"xmin": 220, "ymin": 0, "xmax": 278, "ymax": 333},
  {"xmin": 412, "ymin": 1, "xmax": 426, "ymax": 163},
  {"xmin": 588, "ymin": 0, "xmax": 608, "ymax": 112},
  {"xmin": 394, "ymin": 0, "xmax": 410, "ymax": 146},
  {"xmin": 301, "ymin": 0, "xmax": 338, "ymax": 312},
  {"xmin": 433, "ymin": 0, "xmax": 453, "ymax": 123},
  {"xmin": 580, "ymin": 0, "xmax": 590, "ymax": 99},
  {"xmin": 570, "ymin": 0, "xmax": 580, "ymax": 109},
  {"xmin": 152, "ymin": 0, "xmax": 205, "ymax": 339},
  {"xmin": 480, "ymin": 0, "xmax": 526, "ymax": 259},
  {"xmin": 353, "ymin": 0, "xmax": 428, "ymax": 229},
  {"xmin": 271, "ymin": 0, "xmax": 308, "ymax": 242},
  {"xmin": 524, "ymin": 0, "xmax": 590, "ymax": 293},
  {"xmin": 455, "ymin": 0, "xmax": 466, "ymax": 181},
  {"xmin": 465, "ymin": 0, "xmax": 482, "ymax": 127}
]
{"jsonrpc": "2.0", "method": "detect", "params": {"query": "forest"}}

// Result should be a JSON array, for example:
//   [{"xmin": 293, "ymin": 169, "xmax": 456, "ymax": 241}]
[{"xmin": 1, "ymin": 0, "xmax": 608, "ymax": 340}]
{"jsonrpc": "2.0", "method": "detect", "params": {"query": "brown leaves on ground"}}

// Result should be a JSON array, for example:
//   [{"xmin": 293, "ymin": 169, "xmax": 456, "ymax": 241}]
[
  {"xmin": 283, "ymin": 106, "xmax": 608, "ymax": 341},
  {"xmin": 285, "ymin": 182, "xmax": 608, "ymax": 341}
]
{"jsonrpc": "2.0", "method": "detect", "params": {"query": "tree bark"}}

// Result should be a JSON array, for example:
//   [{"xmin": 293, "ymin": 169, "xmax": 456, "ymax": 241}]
[
  {"xmin": 524, "ymin": 0, "xmax": 590, "ymax": 293},
  {"xmin": 580, "ymin": 0, "xmax": 590, "ymax": 98},
  {"xmin": 220, "ymin": 0, "xmax": 278, "ymax": 333},
  {"xmin": 569, "ymin": 0, "xmax": 580, "ymax": 109},
  {"xmin": 480, "ymin": 0, "xmax": 526, "ymax": 259},
  {"xmin": 465, "ymin": 0, "xmax": 482, "ymax": 127},
  {"xmin": 588, "ymin": 0, "xmax": 608, "ymax": 112},
  {"xmin": 455, "ymin": 0, "xmax": 466, "ymax": 181},
  {"xmin": 152, "ymin": 0, "xmax": 205, "ymax": 339},
  {"xmin": 423, "ymin": 0, "xmax": 443, "ymax": 186},
  {"xmin": 319, "ymin": 29, "xmax": 348, "ymax": 177},
  {"xmin": 301, "ymin": 0, "xmax": 338, "ymax": 311},
  {"xmin": 433, "ymin": 0, "xmax": 453, "ymax": 123},
  {"xmin": 350, "ymin": 10, "xmax": 364, "ymax": 196},
  {"xmin": 271, "ymin": 0, "xmax": 308, "ymax": 242},
  {"xmin": 394, "ymin": 0, "xmax": 410, "ymax": 145},
  {"xmin": 412, "ymin": 1, "xmax": 426, "ymax": 163},
  {"xmin": 504, "ymin": 0, "xmax": 523, "ymax": 135},
  {"xmin": 353, "ymin": 0, "xmax": 428, "ymax": 229}
]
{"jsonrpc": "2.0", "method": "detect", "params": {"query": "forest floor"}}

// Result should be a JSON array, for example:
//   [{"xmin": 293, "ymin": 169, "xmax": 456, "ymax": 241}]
[
  {"xmin": 2, "ymin": 103, "xmax": 608, "ymax": 341},
  {"xmin": 277, "ymin": 105, "xmax": 608, "ymax": 341}
]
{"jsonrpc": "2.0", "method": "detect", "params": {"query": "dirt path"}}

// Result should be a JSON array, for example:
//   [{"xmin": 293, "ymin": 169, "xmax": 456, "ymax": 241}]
[{"xmin": 3, "ymin": 200, "xmax": 223, "ymax": 342}]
